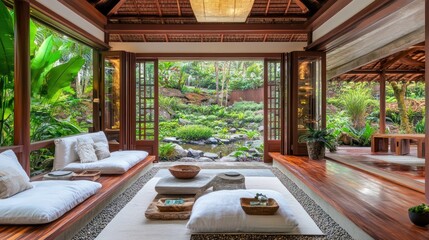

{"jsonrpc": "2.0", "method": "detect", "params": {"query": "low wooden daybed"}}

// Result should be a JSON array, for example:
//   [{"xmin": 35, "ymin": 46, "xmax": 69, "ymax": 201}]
[{"xmin": 0, "ymin": 155, "xmax": 155, "ymax": 240}]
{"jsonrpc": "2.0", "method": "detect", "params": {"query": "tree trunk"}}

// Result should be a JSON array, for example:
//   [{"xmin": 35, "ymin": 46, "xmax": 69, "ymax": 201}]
[
  {"xmin": 390, "ymin": 81, "xmax": 412, "ymax": 133},
  {"xmin": 215, "ymin": 62, "xmax": 219, "ymax": 104}
]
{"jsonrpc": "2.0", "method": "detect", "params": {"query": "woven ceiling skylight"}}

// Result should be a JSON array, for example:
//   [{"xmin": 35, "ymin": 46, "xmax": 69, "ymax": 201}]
[{"xmin": 190, "ymin": 0, "xmax": 255, "ymax": 22}]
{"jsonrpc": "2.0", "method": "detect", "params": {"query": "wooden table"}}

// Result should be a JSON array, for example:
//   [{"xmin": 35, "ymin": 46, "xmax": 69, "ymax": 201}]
[{"xmin": 371, "ymin": 133, "xmax": 425, "ymax": 158}]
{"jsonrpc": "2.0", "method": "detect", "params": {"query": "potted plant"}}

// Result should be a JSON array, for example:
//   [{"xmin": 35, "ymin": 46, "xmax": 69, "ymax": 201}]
[
  {"xmin": 298, "ymin": 127, "xmax": 336, "ymax": 160},
  {"xmin": 408, "ymin": 203, "xmax": 429, "ymax": 227}
]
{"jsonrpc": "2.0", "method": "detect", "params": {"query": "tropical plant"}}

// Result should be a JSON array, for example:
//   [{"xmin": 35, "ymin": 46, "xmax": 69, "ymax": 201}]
[
  {"xmin": 341, "ymin": 84, "xmax": 374, "ymax": 130},
  {"xmin": 176, "ymin": 125, "xmax": 213, "ymax": 141},
  {"xmin": 415, "ymin": 117, "xmax": 425, "ymax": 134},
  {"xmin": 298, "ymin": 127, "xmax": 336, "ymax": 152},
  {"xmin": 342, "ymin": 124, "xmax": 376, "ymax": 146},
  {"xmin": 159, "ymin": 143, "xmax": 175, "ymax": 160}
]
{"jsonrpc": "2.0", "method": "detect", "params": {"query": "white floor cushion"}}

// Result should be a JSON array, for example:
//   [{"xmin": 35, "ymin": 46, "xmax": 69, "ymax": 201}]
[
  {"xmin": 187, "ymin": 189, "xmax": 299, "ymax": 233},
  {"xmin": 63, "ymin": 150, "xmax": 149, "ymax": 174},
  {"xmin": 0, "ymin": 180, "xmax": 101, "ymax": 224}
]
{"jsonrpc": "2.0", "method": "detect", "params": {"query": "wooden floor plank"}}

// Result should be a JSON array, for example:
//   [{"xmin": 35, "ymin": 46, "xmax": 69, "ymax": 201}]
[
  {"xmin": 0, "ymin": 156, "xmax": 155, "ymax": 240},
  {"xmin": 270, "ymin": 152, "xmax": 429, "ymax": 240}
]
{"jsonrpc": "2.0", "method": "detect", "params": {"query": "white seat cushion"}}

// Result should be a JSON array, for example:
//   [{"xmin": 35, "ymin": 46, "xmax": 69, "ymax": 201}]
[
  {"xmin": 187, "ymin": 189, "xmax": 299, "ymax": 233},
  {"xmin": 0, "ymin": 180, "xmax": 101, "ymax": 224},
  {"xmin": 63, "ymin": 150, "xmax": 149, "ymax": 174}
]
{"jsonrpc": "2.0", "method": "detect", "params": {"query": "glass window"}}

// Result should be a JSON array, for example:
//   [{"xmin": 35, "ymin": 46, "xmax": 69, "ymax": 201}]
[
  {"xmin": 30, "ymin": 20, "xmax": 94, "ymax": 142},
  {"xmin": 0, "ymin": 2, "xmax": 15, "ymax": 146}
]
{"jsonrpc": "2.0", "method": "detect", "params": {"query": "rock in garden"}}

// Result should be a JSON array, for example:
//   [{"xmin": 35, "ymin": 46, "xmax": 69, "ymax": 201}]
[
  {"xmin": 229, "ymin": 128, "xmax": 237, "ymax": 133},
  {"xmin": 220, "ymin": 139, "xmax": 230, "ymax": 144},
  {"xmin": 188, "ymin": 148, "xmax": 204, "ymax": 157},
  {"xmin": 249, "ymin": 140, "xmax": 263, "ymax": 148},
  {"xmin": 163, "ymin": 137, "xmax": 180, "ymax": 143},
  {"xmin": 178, "ymin": 157, "xmax": 198, "ymax": 162},
  {"xmin": 188, "ymin": 140, "xmax": 205, "ymax": 145},
  {"xmin": 218, "ymin": 156, "xmax": 238, "ymax": 162},
  {"xmin": 170, "ymin": 144, "xmax": 188, "ymax": 158},
  {"xmin": 230, "ymin": 134, "xmax": 244, "ymax": 141},
  {"xmin": 197, "ymin": 157, "xmax": 214, "ymax": 162},
  {"xmin": 203, "ymin": 152, "xmax": 219, "ymax": 159},
  {"xmin": 178, "ymin": 118, "xmax": 191, "ymax": 125},
  {"xmin": 205, "ymin": 137, "xmax": 218, "ymax": 144},
  {"xmin": 160, "ymin": 87, "xmax": 184, "ymax": 98},
  {"xmin": 258, "ymin": 126, "xmax": 264, "ymax": 132}
]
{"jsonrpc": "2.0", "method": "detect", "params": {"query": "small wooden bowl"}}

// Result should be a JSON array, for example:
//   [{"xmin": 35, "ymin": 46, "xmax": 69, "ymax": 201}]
[
  {"xmin": 169, "ymin": 165, "xmax": 201, "ymax": 179},
  {"xmin": 156, "ymin": 198, "xmax": 194, "ymax": 212},
  {"xmin": 240, "ymin": 198, "xmax": 279, "ymax": 215}
]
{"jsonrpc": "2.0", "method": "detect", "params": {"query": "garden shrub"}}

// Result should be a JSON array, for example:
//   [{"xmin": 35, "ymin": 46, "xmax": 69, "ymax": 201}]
[
  {"xmin": 159, "ymin": 121, "xmax": 180, "ymax": 140},
  {"xmin": 415, "ymin": 117, "xmax": 425, "ymax": 133},
  {"xmin": 159, "ymin": 143, "xmax": 175, "ymax": 160},
  {"xmin": 230, "ymin": 101, "xmax": 263, "ymax": 112},
  {"xmin": 176, "ymin": 125, "xmax": 213, "ymax": 141}
]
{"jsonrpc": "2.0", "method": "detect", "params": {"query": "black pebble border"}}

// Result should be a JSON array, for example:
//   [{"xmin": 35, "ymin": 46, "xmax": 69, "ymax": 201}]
[{"xmin": 73, "ymin": 167, "xmax": 354, "ymax": 240}]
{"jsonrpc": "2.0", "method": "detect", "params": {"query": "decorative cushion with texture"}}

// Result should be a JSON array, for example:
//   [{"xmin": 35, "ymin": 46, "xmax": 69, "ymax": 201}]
[
  {"xmin": 0, "ymin": 150, "xmax": 30, "ymax": 182},
  {"xmin": 76, "ymin": 137, "xmax": 98, "ymax": 163},
  {"xmin": 93, "ymin": 142, "xmax": 110, "ymax": 160},
  {"xmin": 187, "ymin": 189, "xmax": 299, "ymax": 233},
  {"xmin": 53, "ymin": 131, "xmax": 110, "ymax": 170},
  {"xmin": 0, "ymin": 167, "xmax": 33, "ymax": 199}
]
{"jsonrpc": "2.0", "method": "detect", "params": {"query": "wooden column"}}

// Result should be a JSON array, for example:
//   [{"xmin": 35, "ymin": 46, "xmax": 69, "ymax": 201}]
[
  {"xmin": 379, "ymin": 73, "xmax": 386, "ymax": 133},
  {"xmin": 425, "ymin": 0, "xmax": 429, "ymax": 201},
  {"xmin": 14, "ymin": 0, "xmax": 31, "ymax": 175}
]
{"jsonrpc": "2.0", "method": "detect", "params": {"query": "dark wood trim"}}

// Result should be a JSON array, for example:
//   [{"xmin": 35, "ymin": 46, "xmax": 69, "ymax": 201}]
[
  {"xmin": 58, "ymin": 0, "xmax": 107, "ymax": 31},
  {"xmin": 379, "ymin": 74, "xmax": 386, "ymax": 134},
  {"xmin": 14, "ymin": 0, "xmax": 31, "ymax": 175},
  {"xmin": 0, "ymin": 145, "xmax": 23, "ymax": 154},
  {"xmin": 0, "ymin": 157, "xmax": 155, "ymax": 240},
  {"xmin": 30, "ymin": 139, "xmax": 54, "ymax": 151},
  {"xmin": 307, "ymin": 0, "xmax": 414, "ymax": 51},
  {"xmin": 305, "ymin": 0, "xmax": 352, "ymax": 31},
  {"xmin": 280, "ymin": 53, "xmax": 286, "ymax": 155},
  {"xmin": 29, "ymin": 0, "xmax": 109, "ymax": 50},
  {"xmin": 263, "ymin": 59, "xmax": 269, "ymax": 161},
  {"xmin": 106, "ymin": 23, "xmax": 308, "ymax": 35},
  {"xmin": 136, "ymin": 53, "xmax": 281, "ymax": 60},
  {"xmin": 93, "ymin": 50, "xmax": 101, "ymax": 132},
  {"xmin": 425, "ymin": 0, "xmax": 429, "ymax": 201}
]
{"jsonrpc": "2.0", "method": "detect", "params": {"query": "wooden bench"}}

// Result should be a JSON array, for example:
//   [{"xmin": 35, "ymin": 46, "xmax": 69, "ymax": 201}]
[
  {"xmin": 371, "ymin": 133, "xmax": 425, "ymax": 158},
  {"xmin": 0, "ymin": 155, "xmax": 155, "ymax": 240}
]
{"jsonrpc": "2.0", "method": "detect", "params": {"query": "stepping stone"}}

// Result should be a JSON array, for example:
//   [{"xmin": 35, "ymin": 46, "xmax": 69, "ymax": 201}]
[{"xmin": 203, "ymin": 152, "xmax": 219, "ymax": 159}]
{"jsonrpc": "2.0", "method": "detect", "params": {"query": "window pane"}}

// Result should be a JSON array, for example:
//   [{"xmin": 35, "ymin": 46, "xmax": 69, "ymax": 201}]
[
  {"xmin": 0, "ymin": 3, "xmax": 15, "ymax": 146},
  {"xmin": 29, "ymin": 20, "xmax": 94, "ymax": 143}
]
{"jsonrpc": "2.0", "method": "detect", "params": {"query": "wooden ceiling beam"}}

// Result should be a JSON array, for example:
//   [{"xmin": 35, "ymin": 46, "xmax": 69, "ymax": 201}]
[
  {"xmin": 176, "ymin": 0, "xmax": 182, "ymax": 16},
  {"xmin": 265, "ymin": 0, "xmax": 271, "ymax": 15},
  {"xmin": 106, "ymin": 0, "xmax": 127, "ymax": 16},
  {"xmin": 382, "ymin": 48, "xmax": 417, "ymax": 69},
  {"xmin": 294, "ymin": 0, "xmax": 309, "ymax": 13},
  {"xmin": 347, "ymin": 70, "xmax": 425, "ymax": 75},
  {"xmin": 109, "ymin": 13, "xmax": 310, "ymax": 20},
  {"xmin": 106, "ymin": 23, "xmax": 308, "ymax": 34},
  {"xmin": 285, "ymin": 0, "xmax": 292, "ymax": 14},
  {"xmin": 155, "ymin": 0, "xmax": 163, "ymax": 17},
  {"xmin": 398, "ymin": 58, "xmax": 425, "ymax": 68}
]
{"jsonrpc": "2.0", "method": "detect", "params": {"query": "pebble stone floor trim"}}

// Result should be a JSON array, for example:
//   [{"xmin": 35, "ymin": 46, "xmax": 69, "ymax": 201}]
[{"xmin": 73, "ymin": 167, "xmax": 353, "ymax": 240}]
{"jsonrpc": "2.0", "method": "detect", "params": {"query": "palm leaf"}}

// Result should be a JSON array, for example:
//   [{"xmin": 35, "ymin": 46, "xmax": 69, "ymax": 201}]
[{"xmin": 0, "ymin": 2, "xmax": 14, "ymax": 76}]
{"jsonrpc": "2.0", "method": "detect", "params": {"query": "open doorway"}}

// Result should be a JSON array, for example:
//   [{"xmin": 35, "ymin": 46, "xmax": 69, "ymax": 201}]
[{"xmin": 157, "ymin": 60, "xmax": 265, "ymax": 163}]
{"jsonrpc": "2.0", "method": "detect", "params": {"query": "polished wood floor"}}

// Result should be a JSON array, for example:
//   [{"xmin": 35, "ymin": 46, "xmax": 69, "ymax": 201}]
[
  {"xmin": 0, "ymin": 156, "xmax": 155, "ymax": 240},
  {"xmin": 270, "ymin": 152, "xmax": 429, "ymax": 240}
]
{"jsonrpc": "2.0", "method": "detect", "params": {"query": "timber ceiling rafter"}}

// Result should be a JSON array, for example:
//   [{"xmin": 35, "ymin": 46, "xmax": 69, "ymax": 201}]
[
  {"xmin": 331, "ymin": 44, "xmax": 426, "ymax": 82},
  {"xmin": 86, "ymin": 0, "xmax": 330, "ymax": 42}
]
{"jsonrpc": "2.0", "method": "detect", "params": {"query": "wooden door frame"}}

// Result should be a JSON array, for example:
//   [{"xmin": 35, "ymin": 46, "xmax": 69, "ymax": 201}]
[{"xmin": 131, "ymin": 58, "xmax": 159, "ymax": 159}]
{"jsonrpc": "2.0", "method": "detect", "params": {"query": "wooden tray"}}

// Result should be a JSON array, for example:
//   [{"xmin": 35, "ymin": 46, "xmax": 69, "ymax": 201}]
[
  {"xmin": 240, "ymin": 198, "xmax": 279, "ymax": 215},
  {"xmin": 71, "ymin": 170, "xmax": 101, "ymax": 181},
  {"xmin": 156, "ymin": 198, "xmax": 194, "ymax": 212},
  {"xmin": 145, "ymin": 202, "xmax": 191, "ymax": 220}
]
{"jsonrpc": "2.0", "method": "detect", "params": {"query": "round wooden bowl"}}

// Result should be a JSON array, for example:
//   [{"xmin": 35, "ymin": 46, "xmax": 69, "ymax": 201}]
[{"xmin": 169, "ymin": 165, "xmax": 201, "ymax": 179}]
